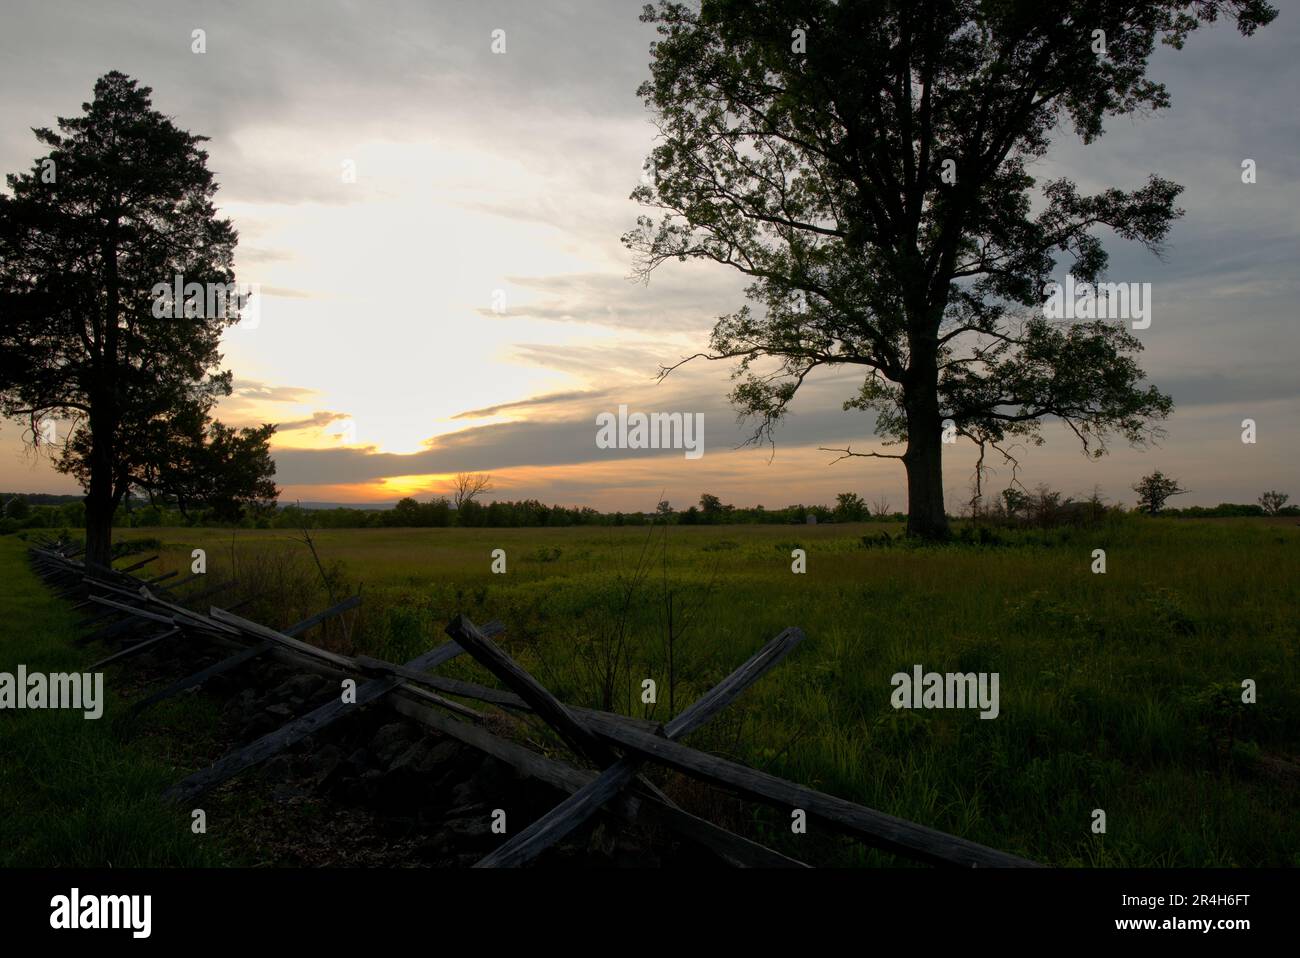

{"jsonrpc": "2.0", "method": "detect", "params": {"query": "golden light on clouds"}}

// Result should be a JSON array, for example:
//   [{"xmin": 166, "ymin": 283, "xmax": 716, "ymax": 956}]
[
  {"xmin": 216, "ymin": 133, "xmax": 645, "ymax": 457},
  {"xmin": 275, "ymin": 446, "xmax": 908, "ymax": 510},
  {"xmin": 374, "ymin": 474, "xmax": 456, "ymax": 499}
]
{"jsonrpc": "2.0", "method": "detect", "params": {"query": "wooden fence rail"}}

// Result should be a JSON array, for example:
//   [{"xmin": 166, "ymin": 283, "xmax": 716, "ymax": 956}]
[{"xmin": 25, "ymin": 538, "xmax": 1039, "ymax": 869}]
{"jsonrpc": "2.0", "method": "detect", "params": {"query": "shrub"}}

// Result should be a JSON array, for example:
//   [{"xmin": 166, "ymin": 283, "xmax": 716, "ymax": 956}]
[
  {"xmin": 976, "ymin": 484, "xmax": 1119, "ymax": 531},
  {"xmin": 111, "ymin": 537, "xmax": 161, "ymax": 557},
  {"xmin": 1259, "ymin": 490, "xmax": 1290, "ymax": 515},
  {"xmin": 1133, "ymin": 471, "xmax": 1187, "ymax": 515}
]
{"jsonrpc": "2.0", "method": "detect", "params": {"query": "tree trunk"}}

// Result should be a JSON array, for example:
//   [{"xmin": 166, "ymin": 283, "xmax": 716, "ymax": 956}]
[
  {"xmin": 84, "ymin": 485, "xmax": 114, "ymax": 571},
  {"xmin": 85, "ymin": 217, "xmax": 121, "ymax": 571},
  {"xmin": 902, "ymin": 361, "xmax": 950, "ymax": 541},
  {"xmin": 84, "ymin": 420, "xmax": 116, "ymax": 570},
  {"xmin": 83, "ymin": 320, "xmax": 117, "ymax": 570}
]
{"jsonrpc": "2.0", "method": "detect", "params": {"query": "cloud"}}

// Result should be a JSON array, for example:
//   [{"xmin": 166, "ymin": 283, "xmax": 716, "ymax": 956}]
[
  {"xmin": 260, "ymin": 286, "xmax": 315, "ymax": 299},
  {"xmin": 270, "ymin": 369, "xmax": 889, "ymax": 487},
  {"xmin": 478, "ymin": 269, "xmax": 746, "ymax": 333},
  {"xmin": 509, "ymin": 342, "xmax": 677, "ymax": 380},
  {"xmin": 275, "ymin": 410, "xmax": 352, "ymax": 432},
  {"xmin": 237, "ymin": 246, "xmax": 294, "ymax": 265},
  {"xmin": 230, "ymin": 380, "xmax": 319, "ymax": 404},
  {"xmin": 1156, "ymin": 364, "xmax": 1299, "ymax": 409},
  {"xmin": 451, "ymin": 388, "xmax": 613, "ymax": 420}
]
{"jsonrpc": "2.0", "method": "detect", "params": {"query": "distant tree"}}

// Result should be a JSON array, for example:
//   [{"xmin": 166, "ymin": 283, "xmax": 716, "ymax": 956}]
[
  {"xmin": 58, "ymin": 500, "xmax": 85, "ymax": 527},
  {"xmin": 834, "ymin": 491, "xmax": 867, "ymax": 521},
  {"xmin": 134, "ymin": 503, "xmax": 163, "ymax": 527},
  {"xmin": 1085, "ymin": 484, "xmax": 1109, "ymax": 523},
  {"xmin": 679, "ymin": 505, "xmax": 701, "ymax": 525},
  {"xmin": 0, "ymin": 72, "xmax": 276, "ymax": 566},
  {"xmin": 1028, "ymin": 484, "xmax": 1059, "ymax": 523},
  {"xmin": 699, "ymin": 492, "xmax": 735, "ymax": 523},
  {"xmin": 392, "ymin": 497, "xmax": 423, "ymax": 526},
  {"xmin": 628, "ymin": 0, "xmax": 1275, "ymax": 539},
  {"xmin": 1259, "ymin": 490, "xmax": 1289, "ymax": 515},
  {"xmin": 451, "ymin": 472, "xmax": 494, "ymax": 509},
  {"xmin": 870, "ymin": 493, "xmax": 892, "ymax": 519},
  {"xmin": 423, "ymin": 497, "xmax": 453, "ymax": 527},
  {"xmin": 1001, "ymin": 488, "xmax": 1030, "ymax": 518},
  {"xmin": 3, "ymin": 495, "xmax": 29, "ymax": 520},
  {"xmin": 803, "ymin": 504, "xmax": 833, "ymax": 524},
  {"xmin": 656, "ymin": 499, "xmax": 674, "ymax": 517},
  {"xmin": 1133, "ymin": 471, "xmax": 1187, "ymax": 514},
  {"xmin": 456, "ymin": 498, "xmax": 485, "ymax": 526}
]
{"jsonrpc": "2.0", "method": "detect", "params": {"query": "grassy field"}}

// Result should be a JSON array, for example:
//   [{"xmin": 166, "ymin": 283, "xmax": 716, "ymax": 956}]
[
  {"xmin": 0, "ymin": 535, "xmax": 228, "ymax": 867},
  {"xmin": 83, "ymin": 515, "xmax": 1300, "ymax": 867}
]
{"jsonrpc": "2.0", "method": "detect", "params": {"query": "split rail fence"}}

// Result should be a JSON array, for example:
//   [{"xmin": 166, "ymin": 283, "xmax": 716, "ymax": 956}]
[{"xmin": 25, "ymin": 536, "xmax": 1038, "ymax": 869}]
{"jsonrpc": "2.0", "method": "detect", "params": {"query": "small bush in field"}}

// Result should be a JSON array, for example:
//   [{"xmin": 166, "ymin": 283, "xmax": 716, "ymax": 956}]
[
  {"xmin": 1009, "ymin": 590, "xmax": 1105, "ymax": 640},
  {"xmin": 112, "ymin": 537, "xmax": 161, "ymax": 557},
  {"xmin": 1145, "ymin": 588, "xmax": 1198, "ymax": 637},
  {"xmin": 701, "ymin": 539, "xmax": 739, "ymax": 552},
  {"xmin": 971, "ymin": 484, "xmax": 1133, "ymax": 533},
  {"xmin": 1182, "ymin": 681, "xmax": 1255, "ymax": 758}
]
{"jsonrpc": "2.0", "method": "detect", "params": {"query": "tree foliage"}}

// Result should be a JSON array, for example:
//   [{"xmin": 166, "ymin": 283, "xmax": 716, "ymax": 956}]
[
  {"xmin": 1133, "ymin": 470, "xmax": 1186, "ymax": 514},
  {"xmin": 0, "ymin": 72, "xmax": 276, "ymax": 561},
  {"xmin": 835, "ymin": 491, "xmax": 867, "ymax": 521},
  {"xmin": 1258, "ymin": 490, "xmax": 1289, "ymax": 516},
  {"xmin": 626, "ymin": 0, "xmax": 1275, "ymax": 538}
]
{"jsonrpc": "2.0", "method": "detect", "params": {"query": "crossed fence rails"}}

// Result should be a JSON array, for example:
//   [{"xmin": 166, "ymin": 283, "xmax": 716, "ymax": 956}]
[{"xmin": 24, "ymin": 535, "xmax": 1037, "ymax": 869}]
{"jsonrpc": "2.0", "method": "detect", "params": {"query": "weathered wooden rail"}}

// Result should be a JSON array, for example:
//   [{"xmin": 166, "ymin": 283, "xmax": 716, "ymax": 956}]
[{"xmin": 25, "ymin": 537, "xmax": 1038, "ymax": 869}]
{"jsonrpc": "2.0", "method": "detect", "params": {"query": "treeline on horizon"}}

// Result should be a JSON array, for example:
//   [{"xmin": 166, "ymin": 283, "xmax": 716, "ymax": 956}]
[{"xmin": 1, "ymin": 488, "xmax": 1294, "ymax": 535}]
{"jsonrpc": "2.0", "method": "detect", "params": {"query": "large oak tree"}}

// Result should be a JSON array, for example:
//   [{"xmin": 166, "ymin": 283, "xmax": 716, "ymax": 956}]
[
  {"xmin": 0, "ymin": 72, "xmax": 277, "ymax": 566},
  {"xmin": 626, "ymin": 0, "xmax": 1276, "ymax": 538}
]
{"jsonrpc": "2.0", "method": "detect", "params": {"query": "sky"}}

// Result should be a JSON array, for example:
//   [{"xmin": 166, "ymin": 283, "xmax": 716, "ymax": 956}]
[{"xmin": 0, "ymin": 0, "xmax": 1295, "ymax": 512}]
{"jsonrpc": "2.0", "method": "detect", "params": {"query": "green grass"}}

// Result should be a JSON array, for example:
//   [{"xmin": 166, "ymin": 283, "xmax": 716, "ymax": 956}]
[
  {"xmin": 98, "ymin": 515, "xmax": 1300, "ymax": 867},
  {"xmin": 0, "ymin": 535, "xmax": 230, "ymax": 866}
]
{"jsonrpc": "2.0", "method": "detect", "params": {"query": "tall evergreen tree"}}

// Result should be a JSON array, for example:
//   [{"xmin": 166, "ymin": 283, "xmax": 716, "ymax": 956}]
[{"xmin": 0, "ymin": 72, "xmax": 277, "ymax": 565}]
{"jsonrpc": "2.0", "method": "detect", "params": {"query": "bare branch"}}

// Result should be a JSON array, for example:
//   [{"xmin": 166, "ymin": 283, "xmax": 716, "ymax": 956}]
[
  {"xmin": 451, "ymin": 472, "xmax": 494, "ymax": 509},
  {"xmin": 819, "ymin": 445, "xmax": 906, "ymax": 465}
]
